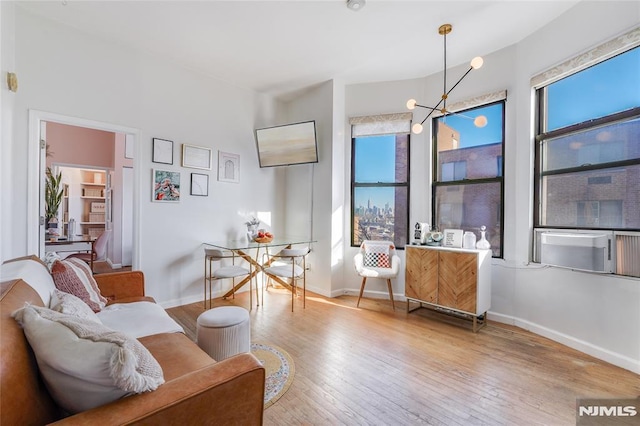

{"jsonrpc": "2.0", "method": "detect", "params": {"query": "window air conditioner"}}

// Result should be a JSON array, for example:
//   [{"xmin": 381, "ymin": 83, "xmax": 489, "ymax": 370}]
[{"xmin": 540, "ymin": 232, "xmax": 612, "ymax": 273}]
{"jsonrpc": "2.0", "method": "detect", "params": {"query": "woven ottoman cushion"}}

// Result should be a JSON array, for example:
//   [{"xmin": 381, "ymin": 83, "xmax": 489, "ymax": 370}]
[{"xmin": 196, "ymin": 306, "xmax": 251, "ymax": 361}]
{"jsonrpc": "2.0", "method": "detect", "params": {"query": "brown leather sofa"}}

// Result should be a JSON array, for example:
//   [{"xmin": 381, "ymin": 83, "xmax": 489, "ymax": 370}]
[{"xmin": 1, "ymin": 256, "xmax": 265, "ymax": 425}]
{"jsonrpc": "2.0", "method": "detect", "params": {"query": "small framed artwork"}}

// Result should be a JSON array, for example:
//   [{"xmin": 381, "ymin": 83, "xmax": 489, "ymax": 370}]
[
  {"xmin": 182, "ymin": 144, "xmax": 212, "ymax": 170},
  {"xmin": 190, "ymin": 173, "xmax": 209, "ymax": 196},
  {"xmin": 152, "ymin": 169, "xmax": 181, "ymax": 202},
  {"xmin": 442, "ymin": 229, "xmax": 464, "ymax": 248},
  {"xmin": 218, "ymin": 151, "xmax": 240, "ymax": 183},
  {"xmin": 152, "ymin": 138, "xmax": 174, "ymax": 165}
]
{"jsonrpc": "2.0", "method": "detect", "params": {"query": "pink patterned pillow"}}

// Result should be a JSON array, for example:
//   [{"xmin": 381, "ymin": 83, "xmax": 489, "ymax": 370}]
[{"xmin": 51, "ymin": 259, "xmax": 107, "ymax": 312}]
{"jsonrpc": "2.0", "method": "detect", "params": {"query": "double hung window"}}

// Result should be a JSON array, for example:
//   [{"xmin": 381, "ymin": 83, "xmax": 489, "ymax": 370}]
[
  {"xmin": 432, "ymin": 99, "xmax": 506, "ymax": 258},
  {"xmin": 350, "ymin": 114, "xmax": 410, "ymax": 248},
  {"xmin": 534, "ymin": 46, "xmax": 640, "ymax": 231}
]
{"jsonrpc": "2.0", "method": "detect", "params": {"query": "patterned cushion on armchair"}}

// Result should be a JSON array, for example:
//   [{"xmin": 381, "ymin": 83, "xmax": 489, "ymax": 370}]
[{"xmin": 363, "ymin": 242, "xmax": 393, "ymax": 268}]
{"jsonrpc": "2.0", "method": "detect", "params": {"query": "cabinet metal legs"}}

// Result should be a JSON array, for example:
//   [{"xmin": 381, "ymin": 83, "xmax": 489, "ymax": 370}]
[{"xmin": 406, "ymin": 298, "xmax": 487, "ymax": 333}]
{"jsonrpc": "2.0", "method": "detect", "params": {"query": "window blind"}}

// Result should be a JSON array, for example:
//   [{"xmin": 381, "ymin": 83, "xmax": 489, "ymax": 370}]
[
  {"xmin": 349, "ymin": 112, "xmax": 412, "ymax": 137},
  {"xmin": 531, "ymin": 26, "xmax": 640, "ymax": 89}
]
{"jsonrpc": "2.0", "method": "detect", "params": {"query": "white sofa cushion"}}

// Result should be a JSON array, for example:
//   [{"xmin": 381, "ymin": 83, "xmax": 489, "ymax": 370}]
[
  {"xmin": 12, "ymin": 304, "xmax": 164, "ymax": 414},
  {"xmin": 97, "ymin": 301, "xmax": 184, "ymax": 338},
  {"xmin": 1, "ymin": 257, "xmax": 56, "ymax": 307}
]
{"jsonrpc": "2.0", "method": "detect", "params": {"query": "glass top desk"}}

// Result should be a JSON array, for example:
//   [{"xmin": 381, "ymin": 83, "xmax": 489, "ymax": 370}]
[{"xmin": 204, "ymin": 236, "xmax": 314, "ymax": 298}]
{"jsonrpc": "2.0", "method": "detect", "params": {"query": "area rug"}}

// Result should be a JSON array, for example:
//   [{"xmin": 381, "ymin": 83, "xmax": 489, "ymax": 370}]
[{"xmin": 251, "ymin": 342, "xmax": 295, "ymax": 409}]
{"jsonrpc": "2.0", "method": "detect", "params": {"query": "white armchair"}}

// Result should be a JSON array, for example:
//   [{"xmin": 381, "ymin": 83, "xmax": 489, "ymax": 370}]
[{"xmin": 353, "ymin": 240, "xmax": 401, "ymax": 311}]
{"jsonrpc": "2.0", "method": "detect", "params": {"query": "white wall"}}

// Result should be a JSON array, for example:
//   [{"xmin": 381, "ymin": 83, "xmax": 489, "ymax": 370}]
[
  {"xmin": 342, "ymin": 1, "xmax": 640, "ymax": 373},
  {"xmin": 279, "ymin": 80, "xmax": 335, "ymax": 296},
  {"xmin": 0, "ymin": 1, "xmax": 17, "ymax": 266},
  {"xmin": 330, "ymin": 79, "xmax": 347, "ymax": 296},
  {"xmin": 4, "ymin": 7, "xmax": 282, "ymax": 307}
]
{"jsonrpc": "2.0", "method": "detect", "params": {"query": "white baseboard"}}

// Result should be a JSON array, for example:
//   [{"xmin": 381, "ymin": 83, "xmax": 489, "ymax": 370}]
[
  {"xmin": 488, "ymin": 312, "xmax": 640, "ymax": 374},
  {"xmin": 337, "ymin": 288, "xmax": 400, "ymax": 300},
  {"xmin": 160, "ymin": 293, "xmax": 203, "ymax": 309},
  {"xmin": 105, "ymin": 258, "xmax": 122, "ymax": 269}
]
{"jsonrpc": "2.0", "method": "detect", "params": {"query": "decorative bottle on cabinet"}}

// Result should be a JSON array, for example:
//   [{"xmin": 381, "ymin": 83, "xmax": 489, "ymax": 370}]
[
  {"xmin": 463, "ymin": 231, "xmax": 476, "ymax": 249},
  {"xmin": 476, "ymin": 225, "xmax": 491, "ymax": 250}
]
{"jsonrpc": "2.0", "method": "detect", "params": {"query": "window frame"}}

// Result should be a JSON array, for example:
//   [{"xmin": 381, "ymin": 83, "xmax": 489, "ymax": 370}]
[
  {"xmin": 350, "ymin": 133, "xmax": 411, "ymax": 248},
  {"xmin": 431, "ymin": 99, "xmax": 506, "ymax": 258},
  {"xmin": 533, "ymin": 64, "xmax": 640, "ymax": 232}
]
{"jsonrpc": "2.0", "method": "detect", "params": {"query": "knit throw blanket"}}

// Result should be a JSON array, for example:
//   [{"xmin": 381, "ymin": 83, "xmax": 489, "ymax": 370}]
[{"xmin": 13, "ymin": 304, "xmax": 164, "ymax": 393}]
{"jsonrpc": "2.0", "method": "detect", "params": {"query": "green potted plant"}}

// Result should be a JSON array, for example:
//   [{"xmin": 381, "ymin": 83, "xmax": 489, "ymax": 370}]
[{"xmin": 45, "ymin": 167, "xmax": 64, "ymax": 234}]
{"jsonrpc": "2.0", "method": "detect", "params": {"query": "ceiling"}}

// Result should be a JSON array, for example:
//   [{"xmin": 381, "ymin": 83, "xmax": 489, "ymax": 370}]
[{"xmin": 17, "ymin": 0, "xmax": 580, "ymax": 100}]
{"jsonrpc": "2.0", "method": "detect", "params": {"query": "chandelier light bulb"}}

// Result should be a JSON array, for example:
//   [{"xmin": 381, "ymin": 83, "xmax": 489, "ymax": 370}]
[
  {"xmin": 474, "ymin": 115, "xmax": 488, "ymax": 128},
  {"xmin": 406, "ymin": 99, "xmax": 417, "ymax": 110},
  {"xmin": 412, "ymin": 123, "xmax": 424, "ymax": 134},
  {"xmin": 470, "ymin": 56, "xmax": 484, "ymax": 70}
]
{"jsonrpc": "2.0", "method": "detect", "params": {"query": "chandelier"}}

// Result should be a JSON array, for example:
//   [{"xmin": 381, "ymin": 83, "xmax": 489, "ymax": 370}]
[{"xmin": 407, "ymin": 24, "xmax": 486, "ymax": 134}]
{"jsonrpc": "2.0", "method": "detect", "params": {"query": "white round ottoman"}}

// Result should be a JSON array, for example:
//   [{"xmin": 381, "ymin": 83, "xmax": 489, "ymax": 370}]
[{"xmin": 196, "ymin": 306, "xmax": 251, "ymax": 361}]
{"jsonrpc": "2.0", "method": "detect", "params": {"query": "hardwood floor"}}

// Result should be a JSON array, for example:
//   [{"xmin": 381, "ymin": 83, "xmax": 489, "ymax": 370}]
[{"xmin": 167, "ymin": 288, "xmax": 639, "ymax": 426}]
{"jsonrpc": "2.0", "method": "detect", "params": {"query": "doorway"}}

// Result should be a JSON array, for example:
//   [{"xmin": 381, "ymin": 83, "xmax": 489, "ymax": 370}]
[{"xmin": 28, "ymin": 110, "xmax": 140, "ymax": 269}]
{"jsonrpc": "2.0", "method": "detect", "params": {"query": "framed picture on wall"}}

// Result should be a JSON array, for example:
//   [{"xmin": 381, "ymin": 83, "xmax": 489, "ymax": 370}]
[
  {"xmin": 218, "ymin": 151, "xmax": 240, "ymax": 183},
  {"xmin": 182, "ymin": 144, "xmax": 213, "ymax": 170},
  {"xmin": 152, "ymin": 138, "xmax": 173, "ymax": 165},
  {"xmin": 190, "ymin": 173, "xmax": 209, "ymax": 196},
  {"xmin": 152, "ymin": 169, "xmax": 180, "ymax": 202}
]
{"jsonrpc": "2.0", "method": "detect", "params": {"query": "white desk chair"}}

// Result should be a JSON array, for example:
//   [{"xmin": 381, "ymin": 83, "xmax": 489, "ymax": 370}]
[
  {"xmin": 204, "ymin": 248, "xmax": 255, "ymax": 310},
  {"xmin": 262, "ymin": 247, "xmax": 310, "ymax": 312},
  {"xmin": 353, "ymin": 240, "xmax": 400, "ymax": 311}
]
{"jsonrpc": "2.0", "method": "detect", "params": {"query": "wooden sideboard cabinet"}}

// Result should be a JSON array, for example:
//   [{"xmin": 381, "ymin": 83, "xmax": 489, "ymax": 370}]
[{"xmin": 405, "ymin": 245, "xmax": 491, "ymax": 332}]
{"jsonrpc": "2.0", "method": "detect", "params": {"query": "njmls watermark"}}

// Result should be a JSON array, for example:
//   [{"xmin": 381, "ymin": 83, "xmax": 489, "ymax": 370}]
[{"xmin": 576, "ymin": 398, "xmax": 639, "ymax": 425}]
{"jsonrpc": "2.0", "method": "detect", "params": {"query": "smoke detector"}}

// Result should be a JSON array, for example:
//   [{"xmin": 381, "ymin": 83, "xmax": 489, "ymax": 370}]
[{"xmin": 346, "ymin": 0, "xmax": 366, "ymax": 11}]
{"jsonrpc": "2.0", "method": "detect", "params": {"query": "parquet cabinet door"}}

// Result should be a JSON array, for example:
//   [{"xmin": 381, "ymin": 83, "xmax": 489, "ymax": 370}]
[
  {"xmin": 405, "ymin": 247, "xmax": 438, "ymax": 303},
  {"xmin": 437, "ymin": 250, "xmax": 477, "ymax": 313}
]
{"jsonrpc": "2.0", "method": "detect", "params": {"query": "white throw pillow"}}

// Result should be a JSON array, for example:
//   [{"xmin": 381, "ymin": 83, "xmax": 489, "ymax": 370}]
[
  {"xmin": 12, "ymin": 304, "xmax": 164, "ymax": 414},
  {"xmin": 0, "ymin": 256, "xmax": 57, "ymax": 307},
  {"xmin": 51, "ymin": 289, "xmax": 102, "ymax": 324}
]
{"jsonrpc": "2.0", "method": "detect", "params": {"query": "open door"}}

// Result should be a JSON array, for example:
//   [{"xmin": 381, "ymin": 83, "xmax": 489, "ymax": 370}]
[{"xmin": 29, "ymin": 110, "xmax": 139, "ymax": 269}]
